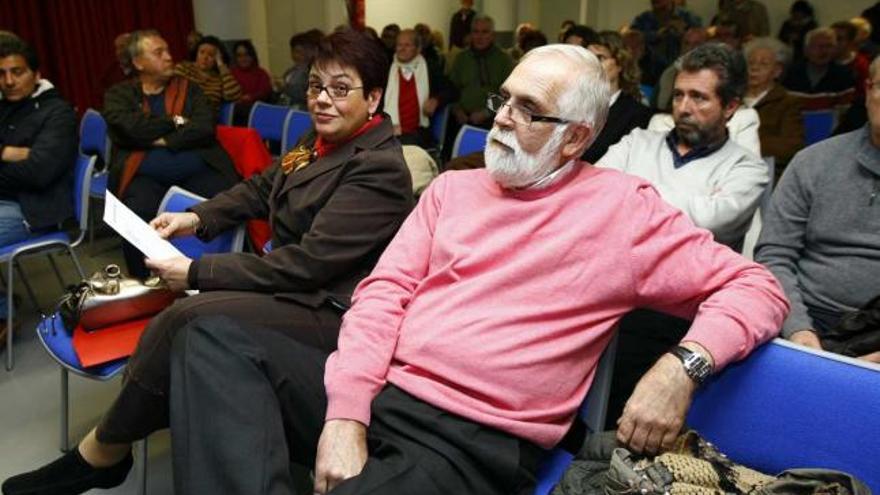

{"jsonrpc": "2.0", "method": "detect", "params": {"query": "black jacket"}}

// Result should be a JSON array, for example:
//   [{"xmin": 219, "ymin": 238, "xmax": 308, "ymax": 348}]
[
  {"xmin": 102, "ymin": 77, "xmax": 239, "ymax": 194},
  {"xmin": 188, "ymin": 117, "xmax": 414, "ymax": 308},
  {"xmin": 0, "ymin": 81, "xmax": 78, "ymax": 229},
  {"xmin": 582, "ymin": 93, "xmax": 653, "ymax": 164},
  {"xmin": 782, "ymin": 62, "xmax": 855, "ymax": 94}
]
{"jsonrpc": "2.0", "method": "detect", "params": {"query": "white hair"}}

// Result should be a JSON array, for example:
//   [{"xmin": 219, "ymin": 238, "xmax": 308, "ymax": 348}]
[
  {"xmin": 519, "ymin": 44, "xmax": 611, "ymax": 142},
  {"xmin": 743, "ymin": 37, "xmax": 790, "ymax": 66},
  {"xmin": 804, "ymin": 27, "xmax": 837, "ymax": 49}
]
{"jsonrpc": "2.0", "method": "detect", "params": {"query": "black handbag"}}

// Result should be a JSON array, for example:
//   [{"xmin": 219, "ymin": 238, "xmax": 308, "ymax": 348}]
[
  {"xmin": 821, "ymin": 295, "xmax": 880, "ymax": 357},
  {"xmin": 58, "ymin": 264, "xmax": 182, "ymax": 330}
]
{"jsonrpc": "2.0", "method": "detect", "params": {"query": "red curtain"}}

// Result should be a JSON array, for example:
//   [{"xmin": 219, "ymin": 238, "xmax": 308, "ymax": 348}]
[{"xmin": 0, "ymin": 0, "xmax": 195, "ymax": 115}]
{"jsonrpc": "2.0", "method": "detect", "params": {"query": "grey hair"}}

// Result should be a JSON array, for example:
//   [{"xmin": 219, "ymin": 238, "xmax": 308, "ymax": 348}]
[
  {"xmin": 127, "ymin": 29, "xmax": 162, "ymax": 64},
  {"xmin": 804, "ymin": 27, "xmax": 837, "ymax": 49},
  {"xmin": 743, "ymin": 37, "xmax": 790, "ymax": 66},
  {"xmin": 472, "ymin": 15, "xmax": 495, "ymax": 31},
  {"xmin": 520, "ymin": 44, "xmax": 611, "ymax": 140},
  {"xmin": 397, "ymin": 29, "xmax": 421, "ymax": 50}
]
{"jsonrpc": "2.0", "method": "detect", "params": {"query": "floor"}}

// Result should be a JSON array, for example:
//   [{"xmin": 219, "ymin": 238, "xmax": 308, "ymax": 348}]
[{"xmin": 0, "ymin": 235, "xmax": 174, "ymax": 494}]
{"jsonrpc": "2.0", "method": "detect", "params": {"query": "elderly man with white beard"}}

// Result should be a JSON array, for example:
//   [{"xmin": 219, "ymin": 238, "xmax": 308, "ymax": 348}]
[{"xmin": 164, "ymin": 44, "xmax": 788, "ymax": 495}]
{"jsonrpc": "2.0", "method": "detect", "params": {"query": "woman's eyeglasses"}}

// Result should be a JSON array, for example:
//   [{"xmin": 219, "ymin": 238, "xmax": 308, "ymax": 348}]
[{"xmin": 307, "ymin": 82, "xmax": 364, "ymax": 100}]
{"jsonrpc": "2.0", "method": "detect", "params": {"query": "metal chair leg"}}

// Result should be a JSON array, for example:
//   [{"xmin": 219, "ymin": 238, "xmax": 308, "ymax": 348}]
[
  {"xmin": 5, "ymin": 264, "xmax": 13, "ymax": 371},
  {"xmin": 14, "ymin": 261, "xmax": 39, "ymax": 310},
  {"xmin": 136, "ymin": 438, "xmax": 148, "ymax": 495},
  {"xmin": 48, "ymin": 254, "xmax": 66, "ymax": 290},
  {"xmin": 60, "ymin": 367, "xmax": 69, "ymax": 451},
  {"xmin": 64, "ymin": 246, "xmax": 86, "ymax": 279}
]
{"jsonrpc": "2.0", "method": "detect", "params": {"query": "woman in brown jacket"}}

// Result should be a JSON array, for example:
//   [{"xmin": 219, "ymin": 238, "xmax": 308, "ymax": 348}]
[
  {"xmin": 3, "ymin": 29, "xmax": 413, "ymax": 495},
  {"xmin": 744, "ymin": 37, "xmax": 805, "ymax": 181}
]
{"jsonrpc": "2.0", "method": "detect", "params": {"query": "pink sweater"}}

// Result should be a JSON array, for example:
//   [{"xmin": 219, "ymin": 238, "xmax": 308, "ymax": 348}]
[{"xmin": 325, "ymin": 165, "xmax": 788, "ymax": 448}]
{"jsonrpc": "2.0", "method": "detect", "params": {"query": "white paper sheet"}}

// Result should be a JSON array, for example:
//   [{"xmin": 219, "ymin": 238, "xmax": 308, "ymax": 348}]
[{"xmin": 103, "ymin": 191, "xmax": 185, "ymax": 260}]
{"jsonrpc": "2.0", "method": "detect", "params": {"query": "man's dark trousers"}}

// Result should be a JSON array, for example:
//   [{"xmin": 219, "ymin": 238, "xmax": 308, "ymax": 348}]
[{"xmin": 170, "ymin": 315, "xmax": 542, "ymax": 494}]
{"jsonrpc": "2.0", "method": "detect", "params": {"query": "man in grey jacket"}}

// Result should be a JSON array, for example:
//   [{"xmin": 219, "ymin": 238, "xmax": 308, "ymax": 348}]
[{"xmin": 755, "ymin": 56, "xmax": 880, "ymax": 363}]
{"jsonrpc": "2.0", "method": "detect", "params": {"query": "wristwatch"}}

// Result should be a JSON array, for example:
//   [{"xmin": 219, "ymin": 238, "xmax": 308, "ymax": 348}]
[
  {"xmin": 172, "ymin": 115, "xmax": 186, "ymax": 128},
  {"xmin": 669, "ymin": 345, "xmax": 713, "ymax": 385}
]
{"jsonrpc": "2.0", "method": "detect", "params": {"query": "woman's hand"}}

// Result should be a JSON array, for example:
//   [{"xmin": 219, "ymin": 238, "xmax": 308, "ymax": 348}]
[
  {"xmin": 150, "ymin": 212, "xmax": 201, "ymax": 239},
  {"xmin": 145, "ymin": 256, "xmax": 193, "ymax": 292}
]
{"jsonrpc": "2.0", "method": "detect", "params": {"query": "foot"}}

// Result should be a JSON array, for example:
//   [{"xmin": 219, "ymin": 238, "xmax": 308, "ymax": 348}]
[{"xmin": 2, "ymin": 448, "xmax": 132, "ymax": 495}]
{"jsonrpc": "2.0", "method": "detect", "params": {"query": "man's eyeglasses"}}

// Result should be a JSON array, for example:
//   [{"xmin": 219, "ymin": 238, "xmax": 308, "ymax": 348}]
[
  {"xmin": 486, "ymin": 93, "xmax": 570, "ymax": 126},
  {"xmin": 307, "ymin": 81, "xmax": 364, "ymax": 100}
]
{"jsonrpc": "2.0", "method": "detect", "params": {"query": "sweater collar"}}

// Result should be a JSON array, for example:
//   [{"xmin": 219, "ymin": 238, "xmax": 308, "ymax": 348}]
[{"xmin": 857, "ymin": 124, "xmax": 880, "ymax": 177}]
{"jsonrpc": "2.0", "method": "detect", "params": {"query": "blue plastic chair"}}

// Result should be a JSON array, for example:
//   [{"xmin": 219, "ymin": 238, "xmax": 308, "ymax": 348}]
[
  {"xmin": 533, "ymin": 333, "xmax": 619, "ymax": 494},
  {"xmin": 688, "ymin": 339, "xmax": 880, "ymax": 493},
  {"xmin": 79, "ymin": 109, "xmax": 112, "ymax": 244},
  {"xmin": 281, "ymin": 110, "xmax": 312, "ymax": 154},
  {"xmin": 429, "ymin": 104, "xmax": 451, "ymax": 155},
  {"xmin": 450, "ymin": 125, "xmax": 489, "ymax": 158},
  {"xmin": 156, "ymin": 186, "xmax": 246, "ymax": 258},
  {"xmin": 218, "ymin": 101, "xmax": 235, "ymax": 126},
  {"xmin": 639, "ymin": 84, "xmax": 655, "ymax": 104},
  {"xmin": 248, "ymin": 102, "xmax": 292, "ymax": 154},
  {"xmin": 1, "ymin": 153, "xmax": 94, "ymax": 371},
  {"xmin": 803, "ymin": 110, "xmax": 835, "ymax": 146}
]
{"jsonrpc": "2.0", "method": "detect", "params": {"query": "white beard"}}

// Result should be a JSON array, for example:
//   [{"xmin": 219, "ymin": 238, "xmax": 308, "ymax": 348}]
[{"xmin": 484, "ymin": 126, "xmax": 567, "ymax": 189}]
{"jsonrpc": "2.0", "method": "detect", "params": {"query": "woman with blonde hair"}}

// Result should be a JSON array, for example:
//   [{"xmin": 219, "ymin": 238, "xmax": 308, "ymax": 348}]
[{"xmin": 584, "ymin": 31, "xmax": 653, "ymax": 162}]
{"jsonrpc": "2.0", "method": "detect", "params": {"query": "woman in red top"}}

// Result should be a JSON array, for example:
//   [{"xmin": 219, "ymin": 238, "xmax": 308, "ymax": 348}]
[{"xmin": 230, "ymin": 40, "xmax": 273, "ymax": 124}]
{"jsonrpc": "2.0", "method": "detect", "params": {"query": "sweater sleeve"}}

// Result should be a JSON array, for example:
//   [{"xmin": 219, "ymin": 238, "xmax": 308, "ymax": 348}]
[
  {"xmin": 595, "ymin": 132, "xmax": 632, "ymax": 169},
  {"xmin": 220, "ymin": 70, "xmax": 242, "ymax": 102},
  {"xmin": 628, "ymin": 183, "xmax": 789, "ymax": 369},
  {"xmin": 753, "ymin": 155, "xmax": 815, "ymax": 337},
  {"xmin": 654, "ymin": 151, "xmax": 768, "ymax": 241},
  {"xmin": 323, "ymin": 174, "xmax": 445, "ymax": 426}
]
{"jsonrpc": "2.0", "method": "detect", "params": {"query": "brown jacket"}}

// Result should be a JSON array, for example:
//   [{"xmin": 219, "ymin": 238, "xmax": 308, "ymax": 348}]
[
  {"xmin": 188, "ymin": 118, "xmax": 414, "ymax": 308},
  {"xmin": 754, "ymin": 84, "xmax": 804, "ymax": 169}
]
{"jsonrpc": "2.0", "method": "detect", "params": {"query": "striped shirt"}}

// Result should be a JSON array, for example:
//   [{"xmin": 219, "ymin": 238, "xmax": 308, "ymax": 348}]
[{"xmin": 174, "ymin": 61, "xmax": 242, "ymax": 110}]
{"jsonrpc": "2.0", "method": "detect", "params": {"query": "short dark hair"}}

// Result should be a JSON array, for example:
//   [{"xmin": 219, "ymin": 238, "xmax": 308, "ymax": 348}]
[
  {"xmin": 832, "ymin": 21, "xmax": 858, "ymax": 44},
  {"xmin": 189, "ymin": 35, "xmax": 230, "ymax": 66},
  {"xmin": 0, "ymin": 36, "xmax": 39, "ymax": 71},
  {"xmin": 311, "ymin": 29, "xmax": 390, "ymax": 96},
  {"xmin": 562, "ymin": 24, "xmax": 600, "ymax": 48},
  {"xmin": 791, "ymin": 0, "xmax": 814, "ymax": 17},
  {"xmin": 232, "ymin": 40, "xmax": 259, "ymax": 66},
  {"xmin": 675, "ymin": 42, "xmax": 746, "ymax": 105}
]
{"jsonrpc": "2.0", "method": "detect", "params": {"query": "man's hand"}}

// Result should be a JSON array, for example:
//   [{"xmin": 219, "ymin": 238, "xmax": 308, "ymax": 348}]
[
  {"xmin": 469, "ymin": 109, "xmax": 490, "ymax": 125},
  {"xmin": 858, "ymin": 351, "xmax": 880, "ymax": 363},
  {"xmin": 144, "ymin": 256, "xmax": 193, "ymax": 291},
  {"xmin": 152, "ymin": 137, "xmax": 167, "ymax": 147},
  {"xmin": 1, "ymin": 146, "xmax": 30, "ymax": 162},
  {"xmin": 150, "ymin": 212, "xmax": 201, "ymax": 239},
  {"xmin": 313, "ymin": 419, "xmax": 368, "ymax": 494},
  {"xmin": 789, "ymin": 329, "xmax": 822, "ymax": 350},
  {"xmin": 617, "ymin": 345, "xmax": 708, "ymax": 454},
  {"xmin": 423, "ymin": 97, "xmax": 439, "ymax": 117},
  {"xmin": 453, "ymin": 107, "xmax": 468, "ymax": 125}
]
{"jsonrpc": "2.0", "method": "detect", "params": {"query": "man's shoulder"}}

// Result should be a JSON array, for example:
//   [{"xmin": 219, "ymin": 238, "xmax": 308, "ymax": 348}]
[{"xmin": 790, "ymin": 127, "xmax": 866, "ymax": 172}]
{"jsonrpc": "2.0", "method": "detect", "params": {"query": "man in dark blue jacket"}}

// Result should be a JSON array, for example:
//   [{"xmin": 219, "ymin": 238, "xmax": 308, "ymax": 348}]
[{"xmin": 0, "ymin": 36, "xmax": 77, "ymax": 346}]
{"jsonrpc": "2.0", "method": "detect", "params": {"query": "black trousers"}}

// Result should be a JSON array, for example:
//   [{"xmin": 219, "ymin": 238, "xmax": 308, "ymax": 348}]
[
  {"xmin": 95, "ymin": 291, "xmax": 342, "ymax": 444},
  {"xmin": 121, "ymin": 168, "xmax": 235, "ymax": 278},
  {"xmin": 170, "ymin": 315, "xmax": 543, "ymax": 495}
]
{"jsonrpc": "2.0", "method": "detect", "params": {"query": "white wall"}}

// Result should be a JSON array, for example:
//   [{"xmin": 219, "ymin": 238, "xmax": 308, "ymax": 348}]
[{"xmin": 365, "ymin": 0, "xmax": 459, "ymax": 43}]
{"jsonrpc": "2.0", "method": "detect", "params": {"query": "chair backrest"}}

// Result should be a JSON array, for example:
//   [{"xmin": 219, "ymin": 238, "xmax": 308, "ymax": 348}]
[
  {"xmin": 533, "ymin": 333, "xmax": 620, "ymax": 495},
  {"xmin": 218, "ymin": 101, "xmax": 235, "ymax": 126},
  {"xmin": 687, "ymin": 339, "xmax": 880, "ymax": 493},
  {"xmin": 640, "ymin": 84, "xmax": 654, "ymax": 104},
  {"xmin": 73, "ymin": 153, "xmax": 97, "ymax": 234},
  {"xmin": 156, "ymin": 186, "xmax": 246, "ymax": 259},
  {"xmin": 430, "ymin": 104, "xmax": 451, "ymax": 150},
  {"xmin": 79, "ymin": 108, "xmax": 110, "ymax": 164},
  {"xmin": 451, "ymin": 125, "xmax": 489, "ymax": 158},
  {"xmin": 248, "ymin": 102, "xmax": 292, "ymax": 152},
  {"xmin": 281, "ymin": 110, "xmax": 312, "ymax": 153},
  {"xmin": 803, "ymin": 110, "xmax": 835, "ymax": 146}
]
